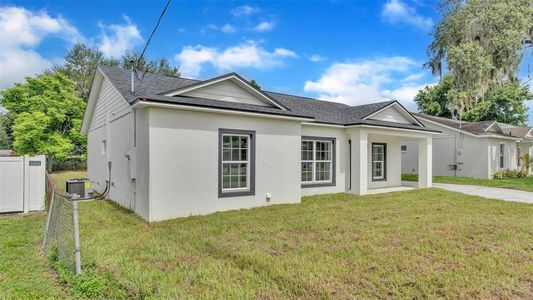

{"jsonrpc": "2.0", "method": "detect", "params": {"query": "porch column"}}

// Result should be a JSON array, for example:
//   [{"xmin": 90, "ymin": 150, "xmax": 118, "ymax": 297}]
[
  {"xmin": 350, "ymin": 129, "xmax": 368, "ymax": 195},
  {"xmin": 418, "ymin": 137, "xmax": 432, "ymax": 188}
]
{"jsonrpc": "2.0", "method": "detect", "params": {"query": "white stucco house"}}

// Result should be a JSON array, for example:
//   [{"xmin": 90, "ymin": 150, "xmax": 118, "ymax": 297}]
[
  {"xmin": 81, "ymin": 66, "xmax": 439, "ymax": 221},
  {"xmin": 402, "ymin": 113, "xmax": 533, "ymax": 179}
]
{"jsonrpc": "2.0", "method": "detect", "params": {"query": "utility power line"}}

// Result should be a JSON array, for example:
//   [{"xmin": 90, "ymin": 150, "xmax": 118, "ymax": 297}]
[{"xmin": 134, "ymin": 0, "xmax": 172, "ymax": 80}]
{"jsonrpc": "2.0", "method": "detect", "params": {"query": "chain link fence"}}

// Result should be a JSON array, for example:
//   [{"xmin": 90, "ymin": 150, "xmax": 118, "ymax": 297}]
[{"xmin": 42, "ymin": 173, "xmax": 82, "ymax": 274}]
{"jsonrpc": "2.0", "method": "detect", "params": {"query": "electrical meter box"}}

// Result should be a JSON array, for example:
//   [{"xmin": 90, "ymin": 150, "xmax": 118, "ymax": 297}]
[{"xmin": 66, "ymin": 178, "xmax": 93, "ymax": 199}]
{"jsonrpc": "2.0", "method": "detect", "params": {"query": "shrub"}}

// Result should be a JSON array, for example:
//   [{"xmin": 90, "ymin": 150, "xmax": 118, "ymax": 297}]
[
  {"xmin": 52, "ymin": 155, "xmax": 87, "ymax": 171},
  {"xmin": 493, "ymin": 169, "xmax": 527, "ymax": 179}
]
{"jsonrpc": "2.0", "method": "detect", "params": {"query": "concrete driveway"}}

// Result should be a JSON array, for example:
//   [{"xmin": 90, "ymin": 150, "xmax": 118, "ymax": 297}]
[
  {"xmin": 434, "ymin": 183, "xmax": 533, "ymax": 204},
  {"xmin": 401, "ymin": 181, "xmax": 533, "ymax": 204}
]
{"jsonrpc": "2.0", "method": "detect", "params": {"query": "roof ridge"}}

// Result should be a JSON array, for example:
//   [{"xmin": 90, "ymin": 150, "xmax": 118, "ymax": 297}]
[{"xmin": 265, "ymin": 91, "xmax": 351, "ymax": 107}]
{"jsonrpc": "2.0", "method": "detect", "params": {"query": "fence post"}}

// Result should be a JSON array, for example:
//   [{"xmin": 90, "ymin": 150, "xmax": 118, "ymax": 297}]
[
  {"xmin": 42, "ymin": 188, "xmax": 55, "ymax": 250},
  {"xmin": 71, "ymin": 196, "xmax": 82, "ymax": 275}
]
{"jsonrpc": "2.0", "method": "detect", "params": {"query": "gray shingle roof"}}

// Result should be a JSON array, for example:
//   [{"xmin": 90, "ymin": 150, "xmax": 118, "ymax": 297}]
[
  {"xmin": 135, "ymin": 94, "xmax": 315, "ymax": 119},
  {"xmin": 99, "ymin": 65, "xmax": 198, "ymax": 103},
  {"xmin": 413, "ymin": 113, "xmax": 526, "ymax": 138},
  {"xmin": 99, "ymin": 65, "xmax": 437, "ymax": 132},
  {"xmin": 501, "ymin": 127, "xmax": 533, "ymax": 140}
]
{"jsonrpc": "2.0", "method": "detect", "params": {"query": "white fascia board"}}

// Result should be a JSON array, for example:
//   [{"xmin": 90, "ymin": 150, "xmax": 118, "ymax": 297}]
[
  {"xmin": 525, "ymin": 127, "xmax": 533, "ymax": 137},
  {"xmin": 346, "ymin": 124, "xmax": 441, "ymax": 135},
  {"xmin": 80, "ymin": 70, "xmax": 104, "ymax": 135},
  {"xmin": 132, "ymin": 100, "xmax": 313, "ymax": 122},
  {"xmin": 484, "ymin": 121, "xmax": 501, "ymax": 132},
  {"xmin": 363, "ymin": 102, "xmax": 424, "ymax": 127},
  {"xmin": 163, "ymin": 74, "xmax": 287, "ymax": 110},
  {"xmin": 81, "ymin": 67, "xmax": 133, "ymax": 135},
  {"xmin": 301, "ymin": 122, "xmax": 345, "ymax": 128}
]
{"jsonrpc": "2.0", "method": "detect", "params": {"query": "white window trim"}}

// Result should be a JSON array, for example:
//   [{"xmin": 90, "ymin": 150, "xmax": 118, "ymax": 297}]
[
  {"xmin": 499, "ymin": 143, "xmax": 506, "ymax": 169},
  {"xmin": 301, "ymin": 138, "xmax": 335, "ymax": 186},
  {"xmin": 218, "ymin": 129, "xmax": 256, "ymax": 198},
  {"xmin": 221, "ymin": 134, "xmax": 250, "ymax": 192},
  {"xmin": 372, "ymin": 143, "xmax": 387, "ymax": 181}
]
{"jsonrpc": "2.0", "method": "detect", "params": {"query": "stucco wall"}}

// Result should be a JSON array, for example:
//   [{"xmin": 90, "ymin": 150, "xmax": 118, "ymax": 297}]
[
  {"xmin": 367, "ymin": 134, "xmax": 401, "ymax": 189},
  {"xmin": 487, "ymin": 138, "xmax": 518, "ymax": 176},
  {"xmin": 400, "ymin": 140, "xmax": 418, "ymax": 174},
  {"xmin": 402, "ymin": 119, "xmax": 523, "ymax": 179},
  {"xmin": 147, "ymin": 107, "xmax": 302, "ymax": 221},
  {"xmin": 300, "ymin": 125, "xmax": 349, "ymax": 196},
  {"xmin": 88, "ymin": 113, "xmax": 139, "ymax": 208}
]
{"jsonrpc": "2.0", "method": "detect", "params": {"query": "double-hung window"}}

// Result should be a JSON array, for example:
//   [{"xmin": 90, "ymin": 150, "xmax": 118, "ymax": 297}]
[
  {"xmin": 219, "ymin": 129, "xmax": 255, "ymax": 197},
  {"xmin": 372, "ymin": 143, "xmax": 386, "ymax": 181},
  {"xmin": 499, "ymin": 143, "xmax": 506, "ymax": 169},
  {"xmin": 301, "ymin": 137, "xmax": 335, "ymax": 186}
]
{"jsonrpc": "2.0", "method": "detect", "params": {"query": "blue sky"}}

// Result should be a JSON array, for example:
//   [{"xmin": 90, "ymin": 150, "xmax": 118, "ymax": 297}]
[{"xmin": 1, "ymin": 0, "xmax": 531, "ymax": 124}]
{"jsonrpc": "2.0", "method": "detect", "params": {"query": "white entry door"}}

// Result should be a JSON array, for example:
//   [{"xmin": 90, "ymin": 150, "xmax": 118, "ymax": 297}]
[{"xmin": 0, "ymin": 157, "xmax": 24, "ymax": 213}]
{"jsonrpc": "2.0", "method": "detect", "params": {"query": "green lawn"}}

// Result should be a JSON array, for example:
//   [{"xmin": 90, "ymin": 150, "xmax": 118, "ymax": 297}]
[
  {"xmin": 1, "ymin": 171, "xmax": 532, "ymax": 299},
  {"xmin": 402, "ymin": 173, "xmax": 533, "ymax": 192},
  {"xmin": 0, "ymin": 211, "xmax": 67, "ymax": 298}
]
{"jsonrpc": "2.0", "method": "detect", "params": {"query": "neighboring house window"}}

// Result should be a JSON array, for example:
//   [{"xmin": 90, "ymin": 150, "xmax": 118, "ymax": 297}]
[
  {"xmin": 499, "ymin": 143, "xmax": 506, "ymax": 169},
  {"xmin": 517, "ymin": 147, "xmax": 522, "ymax": 167},
  {"xmin": 301, "ymin": 137, "xmax": 336, "ymax": 187},
  {"xmin": 401, "ymin": 145, "xmax": 407, "ymax": 153},
  {"xmin": 372, "ymin": 143, "xmax": 387, "ymax": 181},
  {"xmin": 219, "ymin": 129, "xmax": 255, "ymax": 197}
]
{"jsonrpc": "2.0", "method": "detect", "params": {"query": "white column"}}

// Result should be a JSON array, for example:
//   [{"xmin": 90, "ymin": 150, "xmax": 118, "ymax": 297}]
[
  {"xmin": 418, "ymin": 137, "xmax": 432, "ymax": 188},
  {"xmin": 350, "ymin": 129, "xmax": 368, "ymax": 195}
]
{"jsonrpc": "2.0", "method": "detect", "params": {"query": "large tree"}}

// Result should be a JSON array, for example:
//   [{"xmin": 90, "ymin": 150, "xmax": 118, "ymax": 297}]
[
  {"xmin": 0, "ymin": 73, "xmax": 86, "ymax": 168},
  {"xmin": 55, "ymin": 44, "xmax": 181, "ymax": 101},
  {"xmin": 424, "ymin": 0, "xmax": 532, "ymax": 116},
  {"xmin": 121, "ymin": 51, "xmax": 180, "ymax": 77},
  {"xmin": 53, "ymin": 44, "xmax": 120, "ymax": 100},
  {"xmin": 415, "ymin": 76, "xmax": 531, "ymax": 125},
  {"xmin": 0, "ymin": 113, "xmax": 14, "ymax": 149}
]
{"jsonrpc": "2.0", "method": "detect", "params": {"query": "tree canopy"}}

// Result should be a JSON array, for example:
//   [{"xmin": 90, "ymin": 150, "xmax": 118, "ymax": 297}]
[
  {"xmin": 0, "ymin": 73, "xmax": 86, "ymax": 159},
  {"xmin": 54, "ymin": 43, "xmax": 180, "ymax": 101},
  {"xmin": 415, "ymin": 76, "xmax": 531, "ymax": 125},
  {"xmin": 416, "ymin": 0, "xmax": 533, "ymax": 124}
]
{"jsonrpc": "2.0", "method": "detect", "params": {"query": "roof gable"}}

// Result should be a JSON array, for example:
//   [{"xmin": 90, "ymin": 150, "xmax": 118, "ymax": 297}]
[
  {"xmin": 163, "ymin": 73, "xmax": 287, "ymax": 110},
  {"xmin": 363, "ymin": 102, "xmax": 423, "ymax": 126}
]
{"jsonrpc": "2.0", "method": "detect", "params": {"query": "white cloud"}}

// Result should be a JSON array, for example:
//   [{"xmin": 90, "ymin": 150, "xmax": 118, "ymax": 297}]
[
  {"xmin": 381, "ymin": 0, "xmax": 433, "ymax": 30},
  {"xmin": 252, "ymin": 21, "xmax": 274, "ymax": 32},
  {"xmin": 401, "ymin": 72, "xmax": 426, "ymax": 83},
  {"xmin": 204, "ymin": 23, "xmax": 236, "ymax": 34},
  {"xmin": 220, "ymin": 23, "xmax": 236, "ymax": 33},
  {"xmin": 304, "ymin": 56, "xmax": 433, "ymax": 107},
  {"xmin": 309, "ymin": 54, "xmax": 325, "ymax": 62},
  {"xmin": 175, "ymin": 41, "xmax": 298, "ymax": 78},
  {"xmin": 98, "ymin": 16, "xmax": 143, "ymax": 57},
  {"xmin": 381, "ymin": 83, "xmax": 435, "ymax": 109},
  {"xmin": 0, "ymin": 6, "xmax": 82, "ymax": 90},
  {"xmin": 231, "ymin": 5, "xmax": 260, "ymax": 17}
]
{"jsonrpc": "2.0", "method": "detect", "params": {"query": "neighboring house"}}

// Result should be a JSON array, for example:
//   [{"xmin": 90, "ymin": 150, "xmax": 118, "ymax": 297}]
[
  {"xmin": 0, "ymin": 150, "xmax": 14, "ymax": 156},
  {"xmin": 81, "ymin": 66, "xmax": 439, "ymax": 221},
  {"xmin": 402, "ymin": 113, "xmax": 533, "ymax": 179}
]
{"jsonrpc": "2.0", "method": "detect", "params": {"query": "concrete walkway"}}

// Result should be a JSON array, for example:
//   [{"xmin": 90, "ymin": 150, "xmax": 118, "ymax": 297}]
[{"xmin": 433, "ymin": 183, "xmax": 533, "ymax": 204}]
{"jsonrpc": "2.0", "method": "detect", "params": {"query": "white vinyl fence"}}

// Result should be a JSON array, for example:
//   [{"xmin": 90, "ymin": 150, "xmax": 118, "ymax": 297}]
[{"xmin": 0, "ymin": 155, "xmax": 46, "ymax": 213}]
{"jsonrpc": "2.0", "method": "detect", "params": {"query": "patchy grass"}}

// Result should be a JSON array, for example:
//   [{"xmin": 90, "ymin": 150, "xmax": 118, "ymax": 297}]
[
  {"xmin": 46, "ymin": 171, "xmax": 533, "ymax": 298},
  {"xmin": 0, "ymin": 212, "xmax": 67, "ymax": 298},
  {"xmin": 402, "ymin": 174, "xmax": 533, "ymax": 192},
  {"xmin": 0, "ymin": 170, "xmax": 85, "ymax": 299}
]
